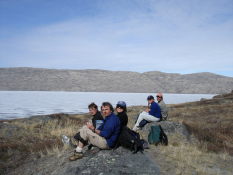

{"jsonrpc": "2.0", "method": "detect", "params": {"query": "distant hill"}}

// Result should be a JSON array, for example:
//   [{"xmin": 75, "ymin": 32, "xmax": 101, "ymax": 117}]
[{"xmin": 0, "ymin": 67, "xmax": 232, "ymax": 94}]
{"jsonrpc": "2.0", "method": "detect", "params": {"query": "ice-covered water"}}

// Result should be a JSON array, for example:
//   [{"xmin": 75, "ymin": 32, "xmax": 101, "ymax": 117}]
[{"xmin": 0, "ymin": 91, "xmax": 217, "ymax": 120}]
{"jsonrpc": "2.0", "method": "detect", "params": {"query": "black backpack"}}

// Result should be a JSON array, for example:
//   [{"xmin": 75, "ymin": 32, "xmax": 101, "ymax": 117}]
[{"xmin": 115, "ymin": 126, "xmax": 143, "ymax": 154}]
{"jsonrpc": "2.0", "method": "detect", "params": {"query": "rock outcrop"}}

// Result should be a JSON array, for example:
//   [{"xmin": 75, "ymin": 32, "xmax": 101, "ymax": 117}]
[
  {"xmin": 133, "ymin": 114, "xmax": 191, "ymax": 141},
  {"xmin": 140, "ymin": 121, "xmax": 190, "ymax": 142},
  {"xmin": 62, "ymin": 147, "xmax": 161, "ymax": 175}
]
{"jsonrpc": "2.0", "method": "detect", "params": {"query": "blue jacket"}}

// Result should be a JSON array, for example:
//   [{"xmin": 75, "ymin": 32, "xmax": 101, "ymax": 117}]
[
  {"xmin": 97, "ymin": 112, "xmax": 121, "ymax": 148},
  {"xmin": 149, "ymin": 102, "xmax": 161, "ymax": 118}
]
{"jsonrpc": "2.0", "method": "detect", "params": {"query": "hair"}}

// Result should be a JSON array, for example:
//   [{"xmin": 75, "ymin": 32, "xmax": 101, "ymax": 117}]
[
  {"xmin": 101, "ymin": 102, "xmax": 114, "ymax": 112},
  {"xmin": 116, "ymin": 104, "xmax": 127, "ymax": 112},
  {"xmin": 88, "ymin": 102, "xmax": 98, "ymax": 110}
]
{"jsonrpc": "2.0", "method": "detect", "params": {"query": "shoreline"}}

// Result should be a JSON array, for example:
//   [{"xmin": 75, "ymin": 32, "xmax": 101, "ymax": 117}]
[{"xmin": 0, "ymin": 92, "xmax": 217, "ymax": 121}]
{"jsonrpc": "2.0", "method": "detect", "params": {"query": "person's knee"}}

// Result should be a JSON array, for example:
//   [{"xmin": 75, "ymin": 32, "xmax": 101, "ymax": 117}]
[
  {"xmin": 82, "ymin": 125, "xmax": 89, "ymax": 131},
  {"xmin": 79, "ymin": 126, "xmax": 89, "ymax": 144},
  {"xmin": 76, "ymin": 133, "xmax": 87, "ymax": 145},
  {"xmin": 139, "ymin": 114, "xmax": 146, "ymax": 120},
  {"xmin": 138, "ymin": 113, "xmax": 144, "ymax": 119}
]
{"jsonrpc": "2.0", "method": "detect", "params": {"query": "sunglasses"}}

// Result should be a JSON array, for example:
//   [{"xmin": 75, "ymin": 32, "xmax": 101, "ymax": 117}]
[
  {"xmin": 116, "ymin": 104, "xmax": 123, "ymax": 108},
  {"xmin": 156, "ymin": 96, "xmax": 162, "ymax": 98}
]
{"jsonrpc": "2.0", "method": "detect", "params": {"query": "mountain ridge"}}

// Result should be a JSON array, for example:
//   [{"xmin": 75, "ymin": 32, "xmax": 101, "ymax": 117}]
[{"xmin": 0, "ymin": 67, "xmax": 232, "ymax": 94}]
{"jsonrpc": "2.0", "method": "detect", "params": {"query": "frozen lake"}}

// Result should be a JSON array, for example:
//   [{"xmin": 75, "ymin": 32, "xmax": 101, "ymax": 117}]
[{"xmin": 0, "ymin": 91, "xmax": 217, "ymax": 120}]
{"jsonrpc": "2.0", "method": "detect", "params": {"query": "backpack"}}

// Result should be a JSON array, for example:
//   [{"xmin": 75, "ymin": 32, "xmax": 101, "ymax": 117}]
[
  {"xmin": 148, "ymin": 125, "xmax": 168, "ymax": 146},
  {"xmin": 115, "ymin": 126, "xmax": 143, "ymax": 154}
]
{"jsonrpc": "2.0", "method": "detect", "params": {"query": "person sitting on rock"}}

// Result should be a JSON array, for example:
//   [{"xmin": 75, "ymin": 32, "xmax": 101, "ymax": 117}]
[
  {"xmin": 88, "ymin": 102, "xmax": 104, "ymax": 128},
  {"xmin": 70, "ymin": 102, "xmax": 121, "ymax": 161},
  {"xmin": 132, "ymin": 95, "xmax": 161, "ymax": 131},
  {"xmin": 116, "ymin": 101, "xmax": 128, "ymax": 132},
  {"xmin": 156, "ymin": 93, "xmax": 169, "ymax": 120},
  {"xmin": 73, "ymin": 102, "xmax": 103, "ymax": 144}
]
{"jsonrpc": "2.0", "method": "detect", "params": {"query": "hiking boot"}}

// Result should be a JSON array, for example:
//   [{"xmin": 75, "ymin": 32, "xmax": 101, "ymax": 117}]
[{"xmin": 69, "ymin": 151, "xmax": 83, "ymax": 161}]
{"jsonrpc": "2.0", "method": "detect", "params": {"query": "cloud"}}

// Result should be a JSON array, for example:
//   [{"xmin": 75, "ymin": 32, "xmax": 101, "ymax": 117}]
[{"xmin": 0, "ymin": 0, "xmax": 232, "ymax": 76}]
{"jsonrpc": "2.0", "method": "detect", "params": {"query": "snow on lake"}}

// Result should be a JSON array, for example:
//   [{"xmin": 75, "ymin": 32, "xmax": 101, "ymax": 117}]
[{"xmin": 0, "ymin": 91, "xmax": 217, "ymax": 120}]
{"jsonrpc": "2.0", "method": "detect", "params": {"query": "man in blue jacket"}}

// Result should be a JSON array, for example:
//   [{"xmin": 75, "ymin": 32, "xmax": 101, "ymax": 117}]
[
  {"xmin": 70, "ymin": 102, "xmax": 121, "ymax": 161},
  {"xmin": 132, "ymin": 95, "xmax": 161, "ymax": 131}
]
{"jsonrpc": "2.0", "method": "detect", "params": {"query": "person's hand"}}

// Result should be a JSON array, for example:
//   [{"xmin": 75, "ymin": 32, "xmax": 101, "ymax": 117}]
[
  {"xmin": 84, "ymin": 120, "xmax": 90, "ymax": 127},
  {"xmin": 145, "ymin": 109, "xmax": 149, "ymax": 113},
  {"xmin": 86, "ymin": 122, "xmax": 94, "ymax": 130}
]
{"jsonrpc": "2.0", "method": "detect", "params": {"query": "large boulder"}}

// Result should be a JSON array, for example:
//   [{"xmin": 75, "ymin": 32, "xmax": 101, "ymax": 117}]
[{"xmin": 140, "ymin": 120, "xmax": 190, "ymax": 142}]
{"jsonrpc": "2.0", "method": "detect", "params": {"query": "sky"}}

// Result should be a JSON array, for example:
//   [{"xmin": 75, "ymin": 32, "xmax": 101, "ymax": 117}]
[{"xmin": 0, "ymin": 0, "xmax": 233, "ymax": 77}]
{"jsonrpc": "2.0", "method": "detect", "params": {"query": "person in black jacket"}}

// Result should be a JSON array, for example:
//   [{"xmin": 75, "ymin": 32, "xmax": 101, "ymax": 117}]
[
  {"xmin": 72, "ymin": 102, "xmax": 104, "ymax": 150},
  {"xmin": 88, "ymin": 102, "xmax": 104, "ymax": 128},
  {"xmin": 116, "ymin": 101, "xmax": 128, "ymax": 131}
]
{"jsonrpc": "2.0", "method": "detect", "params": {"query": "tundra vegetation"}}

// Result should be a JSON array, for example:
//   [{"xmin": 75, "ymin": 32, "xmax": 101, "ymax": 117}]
[{"xmin": 0, "ymin": 92, "xmax": 232, "ymax": 174}]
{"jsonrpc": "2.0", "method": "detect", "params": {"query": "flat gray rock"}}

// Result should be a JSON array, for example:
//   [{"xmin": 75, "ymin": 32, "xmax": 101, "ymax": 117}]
[{"xmin": 62, "ymin": 147, "xmax": 161, "ymax": 175}]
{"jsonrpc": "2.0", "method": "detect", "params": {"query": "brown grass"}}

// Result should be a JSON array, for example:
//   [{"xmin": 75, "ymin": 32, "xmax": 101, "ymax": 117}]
[
  {"xmin": 126, "ymin": 98, "xmax": 233, "ymax": 174},
  {"xmin": 169, "ymin": 100, "xmax": 233, "ymax": 155},
  {"xmin": 0, "ymin": 113, "xmax": 92, "ymax": 174}
]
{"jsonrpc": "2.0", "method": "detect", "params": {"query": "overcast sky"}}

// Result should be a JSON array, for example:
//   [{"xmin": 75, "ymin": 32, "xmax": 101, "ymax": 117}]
[{"xmin": 0, "ymin": 0, "xmax": 232, "ymax": 77}]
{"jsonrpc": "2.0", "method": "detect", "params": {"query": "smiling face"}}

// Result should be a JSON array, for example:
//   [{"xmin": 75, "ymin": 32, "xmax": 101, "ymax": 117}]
[
  {"xmin": 156, "ymin": 93, "xmax": 163, "ymax": 102},
  {"xmin": 89, "ymin": 107, "xmax": 98, "ymax": 116},
  {"xmin": 101, "ymin": 105, "xmax": 112, "ymax": 117},
  {"xmin": 116, "ymin": 106, "xmax": 124, "ymax": 113}
]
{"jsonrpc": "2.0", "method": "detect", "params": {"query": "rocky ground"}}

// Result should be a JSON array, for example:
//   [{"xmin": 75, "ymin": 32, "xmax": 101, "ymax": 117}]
[{"xmin": 9, "ymin": 147, "xmax": 160, "ymax": 175}]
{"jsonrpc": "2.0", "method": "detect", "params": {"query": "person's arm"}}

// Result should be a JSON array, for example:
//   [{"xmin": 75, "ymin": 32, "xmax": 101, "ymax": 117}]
[
  {"xmin": 150, "ymin": 103, "xmax": 161, "ymax": 118},
  {"xmin": 99, "ymin": 117, "xmax": 114, "ymax": 138},
  {"xmin": 149, "ymin": 103, "xmax": 156, "ymax": 115},
  {"xmin": 86, "ymin": 122, "xmax": 101, "ymax": 136},
  {"xmin": 93, "ymin": 128, "xmax": 100, "ymax": 135},
  {"xmin": 100, "ymin": 126, "xmax": 113, "ymax": 138}
]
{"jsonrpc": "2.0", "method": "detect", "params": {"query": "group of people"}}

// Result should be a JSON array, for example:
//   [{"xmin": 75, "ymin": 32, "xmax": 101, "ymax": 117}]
[
  {"xmin": 69, "ymin": 93, "xmax": 168, "ymax": 161},
  {"xmin": 133, "ymin": 93, "xmax": 168, "ymax": 131},
  {"xmin": 70, "ymin": 101, "xmax": 128, "ymax": 161}
]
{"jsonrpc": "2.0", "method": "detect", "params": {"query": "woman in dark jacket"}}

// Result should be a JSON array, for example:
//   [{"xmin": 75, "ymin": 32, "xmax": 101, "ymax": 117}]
[{"xmin": 116, "ymin": 101, "xmax": 128, "ymax": 131}]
